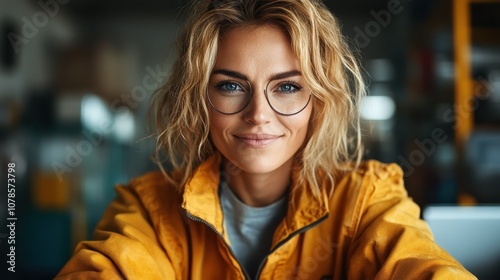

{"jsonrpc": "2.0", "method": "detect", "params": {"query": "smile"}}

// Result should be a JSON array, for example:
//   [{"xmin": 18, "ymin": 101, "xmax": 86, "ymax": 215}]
[{"xmin": 233, "ymin": 134, "xmax": 282, "ymax": 148}]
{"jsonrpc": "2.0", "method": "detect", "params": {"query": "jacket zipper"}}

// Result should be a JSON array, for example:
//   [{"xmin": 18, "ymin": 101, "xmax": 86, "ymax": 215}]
[
  {"xmin": 185, "ymin": 210, "xmax": 329, "ymax": 280},
  {"xmin": 254, "ymin": 214, "xmax": 330, "ymax": 280},
  {"xmin": 184, "ymin": 210, "xmax": 252, "ymax": 280}
]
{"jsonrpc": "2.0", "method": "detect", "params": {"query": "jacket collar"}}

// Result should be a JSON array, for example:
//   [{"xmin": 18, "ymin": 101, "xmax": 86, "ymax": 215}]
[
  {"xmin": 181, "ymin": 153, "xmax": 330, "ymax": 240},
  {"xmin": 181, "ymin": 153, "xmax": 225, "ymax": 231}
]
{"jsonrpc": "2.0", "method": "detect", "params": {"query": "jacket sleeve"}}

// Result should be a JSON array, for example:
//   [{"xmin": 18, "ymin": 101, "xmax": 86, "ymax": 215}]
[
  {"xmin": 346, "ymin": 162, "xmax": 477, "ymax": 280},
  {"xmin": 55, "ymin": 185, "xmax": 176, "ymax": 280}
]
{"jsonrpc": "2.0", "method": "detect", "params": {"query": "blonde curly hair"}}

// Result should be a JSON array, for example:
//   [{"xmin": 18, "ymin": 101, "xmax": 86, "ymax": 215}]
[{"xmin": 150, "ymin": 0, "xmax": 366, "ymax": 199}]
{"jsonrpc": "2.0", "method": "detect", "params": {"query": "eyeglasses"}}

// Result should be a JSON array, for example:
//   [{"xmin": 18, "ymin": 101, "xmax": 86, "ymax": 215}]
[{"xmin": 207, "ymin": 78, "xmax": 312, "ymax": 116}]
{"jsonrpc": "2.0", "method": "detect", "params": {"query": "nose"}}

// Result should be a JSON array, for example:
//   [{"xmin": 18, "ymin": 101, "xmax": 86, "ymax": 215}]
[{"xmin": 242, "ymin": 87, "xmax": 273, "ymax": 125}]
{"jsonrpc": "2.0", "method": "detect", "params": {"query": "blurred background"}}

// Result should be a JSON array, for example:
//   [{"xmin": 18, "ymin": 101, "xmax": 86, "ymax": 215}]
[{"xmin": 0, "ymin": 0, "xmax": 499, "ymax": 279}]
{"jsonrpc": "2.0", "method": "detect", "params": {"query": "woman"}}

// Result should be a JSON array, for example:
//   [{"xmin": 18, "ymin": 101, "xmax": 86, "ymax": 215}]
[{"xmin": 56, "ymin": 0, "xmax": 476, "ymax": 279}]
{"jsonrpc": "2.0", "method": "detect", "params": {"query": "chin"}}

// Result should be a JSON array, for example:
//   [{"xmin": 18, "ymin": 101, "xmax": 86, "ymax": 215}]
[{"xmin": 224, "ymin": 153, "xmax": 290, "ymax": 175}]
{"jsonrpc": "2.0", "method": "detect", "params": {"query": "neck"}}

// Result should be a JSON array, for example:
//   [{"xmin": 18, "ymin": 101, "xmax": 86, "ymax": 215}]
[{"xmin": 221, "ymin": 157, "xmax": 293, "ymax": 207}]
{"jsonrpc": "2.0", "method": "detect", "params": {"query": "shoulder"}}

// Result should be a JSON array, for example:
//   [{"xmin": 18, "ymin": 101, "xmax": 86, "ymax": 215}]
[
  {"xmin": 334, "ymin": 160, "xmax": 405, "ymax": 193},
  {"xmin": 329, "ymin": 160, "xmax": 412, "ymax": 236},
  {"xmin": 330, "ymin": 160, "xmax": 408, "ymax": 216},
  {"xmin": 341, "ymin": 160, "xmax": 403, "ymax": 181},
  {"xmin": 114, "ymin": 170, "xmax": 181, "ymax": 215},
  {"xmin": 127, "ymin": 170, "xmax": 179, "ymax": 194},
  {"xmin": 127, "ymin": 170, "xmax": 172, "ymax": 193}
]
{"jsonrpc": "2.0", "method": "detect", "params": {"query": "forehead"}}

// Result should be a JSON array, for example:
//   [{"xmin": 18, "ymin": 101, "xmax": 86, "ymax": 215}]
[{"xmin": 214, "ymin": 24, "xmax": 300, "ymax": 77}]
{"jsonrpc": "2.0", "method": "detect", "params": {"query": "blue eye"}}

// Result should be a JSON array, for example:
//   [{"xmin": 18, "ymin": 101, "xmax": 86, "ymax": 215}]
[
  {"xmin": 279, "ymin": 84, "xmax": 295, "ymax": 92},
  {"xmin": 276, "ymin": 82, "xmax": 301, "ymax": 94},
  {"xmin": 218, "ymin": 82, "xmax": 243, "ymax": 92}
]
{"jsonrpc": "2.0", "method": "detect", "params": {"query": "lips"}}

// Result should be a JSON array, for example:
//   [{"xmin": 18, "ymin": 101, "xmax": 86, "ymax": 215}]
[{"xmin": 233, "ymin": 133, "xmax": 282, "ymax": 147}]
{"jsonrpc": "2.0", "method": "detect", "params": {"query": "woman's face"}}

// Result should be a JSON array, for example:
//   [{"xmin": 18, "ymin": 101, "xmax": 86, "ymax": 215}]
[{"xmin": 208, "ymin": 24, "xmax": 312, "ymax": 174}]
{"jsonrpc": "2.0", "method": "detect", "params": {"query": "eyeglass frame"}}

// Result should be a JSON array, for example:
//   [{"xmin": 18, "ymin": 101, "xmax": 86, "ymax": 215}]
[{"xmin": 206, "ymin": 79, "xmax": 312, "ymax": 116}]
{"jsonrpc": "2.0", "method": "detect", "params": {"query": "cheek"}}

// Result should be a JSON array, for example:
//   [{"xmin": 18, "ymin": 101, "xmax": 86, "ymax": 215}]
[
  {"xmin": 296, "ymin": 118, "xmax": 311, "ymax": 141},
  {"xmin": 283, "ymin": 110, "xmax": 312, "ymax": 143},
  {"xmin": 296, "ymin": 106, "xmax": 313, "ymax": 133},
  {"xmin": 208, "ymin": 112, "xmax": 222, "ymax": 138},
  {"xmin": 208, "ymin": 111, "xmax": 232, "ymax": 144}
]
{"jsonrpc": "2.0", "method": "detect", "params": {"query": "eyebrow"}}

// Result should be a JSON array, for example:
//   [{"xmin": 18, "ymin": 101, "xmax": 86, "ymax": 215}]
[
  {"xmin": 211, "ymin": 69, "xmax": 302, "ymax": 81},
  {"xmin": 269, "ymin": 70, "xmax": 302, "ymax": 81},
  {"xmin": 211, "ymin": 69, "xmax": 248, "ymax": 80}
]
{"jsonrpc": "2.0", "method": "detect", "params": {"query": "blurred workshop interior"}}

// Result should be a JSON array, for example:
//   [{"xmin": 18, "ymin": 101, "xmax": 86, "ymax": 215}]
[{"xmin": 0, "ymin": 0, "xmax": 499, "ymax": 278}]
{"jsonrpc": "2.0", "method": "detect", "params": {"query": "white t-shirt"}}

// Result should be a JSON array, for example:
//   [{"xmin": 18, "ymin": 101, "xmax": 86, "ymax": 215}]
[{"xmin": 219, "ymin": 180, "xmax": 288, "ymax": 279}]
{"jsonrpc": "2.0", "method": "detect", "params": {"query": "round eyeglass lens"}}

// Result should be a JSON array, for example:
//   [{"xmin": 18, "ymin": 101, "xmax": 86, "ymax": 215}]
[
  {"xmin": 265, "ymin": 79, "xmax": 311, "ymax": 115},
  {"xmin": 207, "ymin": 79, "xmax": 252, "ymax": 114}
]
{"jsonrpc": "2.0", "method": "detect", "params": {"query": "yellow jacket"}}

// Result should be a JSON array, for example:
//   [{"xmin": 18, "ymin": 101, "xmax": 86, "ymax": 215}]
[{"xmin": 56, "ymin": 154, "xmax": 476, "ymax": 279}]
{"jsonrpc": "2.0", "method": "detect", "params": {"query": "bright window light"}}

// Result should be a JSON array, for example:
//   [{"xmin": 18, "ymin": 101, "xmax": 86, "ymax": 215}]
[
  {"xmin": 81, "ymin": 94, "xmax": 112, "ymax": 132},
  {"xmin": 113, "ymin": 109, "xmax": 135, "ymax": 143},
  {"xmin": 360, "ymin": 96, "xmax": 396, "ymax": 121}
]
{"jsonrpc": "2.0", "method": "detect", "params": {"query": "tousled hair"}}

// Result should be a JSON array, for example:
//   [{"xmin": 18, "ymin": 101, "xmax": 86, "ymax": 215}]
[{"xmin": 150, "ymin": 0, "xmax": 366, "ymax": 199}]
